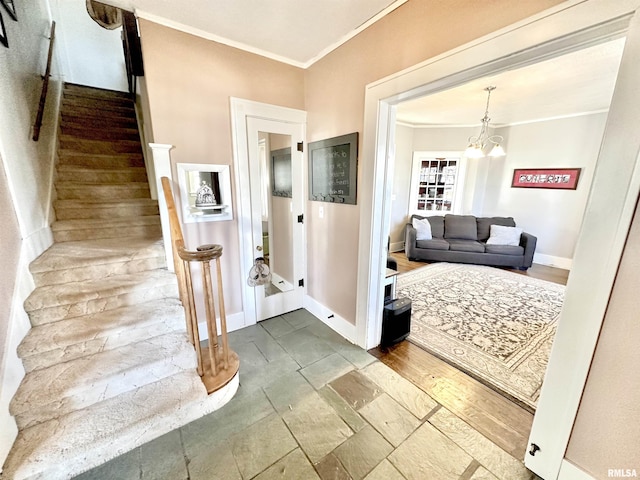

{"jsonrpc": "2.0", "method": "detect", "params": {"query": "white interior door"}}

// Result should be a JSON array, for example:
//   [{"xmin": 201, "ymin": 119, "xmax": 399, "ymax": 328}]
[{"xmin": 246, "ymin": 117, "xmax": 305, "ymax": 321}]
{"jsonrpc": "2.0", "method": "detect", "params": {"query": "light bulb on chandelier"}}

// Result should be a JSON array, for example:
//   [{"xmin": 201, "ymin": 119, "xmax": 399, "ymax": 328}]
[{"xmin": 464, "ymin": 86, "xmax": 506, "ymax": 158}]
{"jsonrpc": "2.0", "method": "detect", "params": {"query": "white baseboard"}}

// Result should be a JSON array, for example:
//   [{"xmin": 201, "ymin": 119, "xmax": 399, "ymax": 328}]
[
  {"xmin": 390, "ymin": 241, "xmax": 405, "ymax": 253},
  {"xmin": 197, "ymin": 311, "xmax": 246, "ymax": 342},
  {"xmin": 533, "ymin": 253, "xmax": 572, "ymax": 270},
  {"xmin": 558, "ymin": 460, "xmax": 596, "ymax": 480},
  {"xmin": 303, "ymin": 295, "xmax": 357, "ymax": 344},
  {"xmin": 0, "ymin": 234, "xmax": 47, "ymax": 470}
]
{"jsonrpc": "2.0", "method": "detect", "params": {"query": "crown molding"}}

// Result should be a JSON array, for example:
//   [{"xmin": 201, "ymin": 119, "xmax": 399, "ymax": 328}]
[
  {"xmin": 301, "ymin": 0, "xmax": 407, "ymax": 68},
  {"xmin": 136, "ymin": 0, "xmax": 407, "ymax": 69},
  {"xmin": 135, "ymin": 10, "xmax": 308, "ymax": 68}
]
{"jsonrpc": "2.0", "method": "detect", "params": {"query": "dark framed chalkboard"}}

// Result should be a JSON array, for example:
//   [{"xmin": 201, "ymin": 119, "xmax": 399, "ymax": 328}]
[
  {"xmin": 271, "ymin": 147, "xmax": 292, "ymax": 197},
  {"xmin": 308, "ymin": 132, "xmax": 358, "ymax": 204}
]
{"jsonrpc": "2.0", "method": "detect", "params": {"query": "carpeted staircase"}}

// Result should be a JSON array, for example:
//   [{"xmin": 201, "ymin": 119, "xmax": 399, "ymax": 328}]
[{"xmin": 1, "ymin": 84, "xmax": 237, "ymax": 480}]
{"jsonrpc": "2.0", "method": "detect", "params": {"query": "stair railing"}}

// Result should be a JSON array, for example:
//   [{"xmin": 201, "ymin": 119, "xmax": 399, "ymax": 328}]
[
  {"xmin": 33, "ymin": 21, "xmax": 56, "ymax": 141},
  {"xmin": 161, "ymin": 176, "xmax": 239, "ymax": 393}
]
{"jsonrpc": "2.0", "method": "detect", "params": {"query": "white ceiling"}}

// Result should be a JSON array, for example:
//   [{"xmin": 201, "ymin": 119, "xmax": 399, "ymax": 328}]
[
  {"xmin": 396, "ymin": 38, "xmax": 626, "ymax": 127},
  {"xmin": 103, "ymin": 0, "xmax": 406, "ymax": 67}
]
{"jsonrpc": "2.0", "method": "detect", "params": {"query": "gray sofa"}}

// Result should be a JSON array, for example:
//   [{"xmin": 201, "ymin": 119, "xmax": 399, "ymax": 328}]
[{"xmin": 404, "ymin": 214, "xmax": 537, "ymax": 270}]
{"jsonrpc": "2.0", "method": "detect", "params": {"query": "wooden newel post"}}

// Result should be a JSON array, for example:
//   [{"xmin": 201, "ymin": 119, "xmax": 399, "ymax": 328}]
[{"xmin": 161, "ymin": 177, "xmax": 239, "ymax": 394}]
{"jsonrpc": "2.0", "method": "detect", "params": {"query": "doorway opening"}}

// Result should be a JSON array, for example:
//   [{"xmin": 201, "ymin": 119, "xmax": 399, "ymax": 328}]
[
  {"xmin": 356, "ymin": 4, "xmax": 640, "ymax": 479},
  {"xmin": 230, "ymin": 98, "xmax": 307, "ymax": 326}
]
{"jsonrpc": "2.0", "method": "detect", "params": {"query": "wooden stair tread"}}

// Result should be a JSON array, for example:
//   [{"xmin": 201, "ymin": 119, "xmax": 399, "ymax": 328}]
[{"xmin": 51, "ymin": 215, "xmax": 160, "ymax": 230}]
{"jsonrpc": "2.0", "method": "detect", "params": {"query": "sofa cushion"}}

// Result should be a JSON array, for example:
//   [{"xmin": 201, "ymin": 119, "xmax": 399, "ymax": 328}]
[
  {"xmin": 486, "ymin": 225, "xmax": 523, "ymax": 246},
  {"xmin": 484, "ymin": 244, "xmax": 525, "ymax": 256},
  {"xmin": 476, "ymin": 217, "xmax": 516, "ymax": 241},
  {"xmin": 412, "ymin": 215, "xmax": 444, "ymax": 238},
  {"xmin": 412, "ymin": 217, "xmax": 432, "ymax": 240},
  {"xmin": 416, "ymin": 238, "xmax": 450, "ymax": 250},
  {"xmin": 447, "ymin": 239, "xmax": 485, "ymax": 253},
  {"xmin": 444, "ymin": 215, "xmax": 477, "ymax": 240}
]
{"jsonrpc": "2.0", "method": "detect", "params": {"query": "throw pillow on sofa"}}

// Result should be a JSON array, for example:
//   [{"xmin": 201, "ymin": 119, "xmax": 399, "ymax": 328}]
[
  {"xmin": 444, "ymin": 214, "xmax": 477, "ymax": 240},
  {"xmin": 486, "ymin": 224, "xmax": 523, "ymax": 246},
  {"xmin": 413, "ymin": 217, "xmax": 432, "ymax": 240}
]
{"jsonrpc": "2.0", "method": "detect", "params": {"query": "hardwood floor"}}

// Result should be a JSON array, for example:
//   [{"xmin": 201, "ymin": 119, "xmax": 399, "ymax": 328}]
[
  {"xmin": 371, "ymin": 342, "xmax": 534, "ymax": 459},
  {"xmin": 375, "ymin": 251, "xmax": 570, "ymax": 460},
  {"xmin": 390, "ymin": 251, "xmax": 569, "ymax": 285}
]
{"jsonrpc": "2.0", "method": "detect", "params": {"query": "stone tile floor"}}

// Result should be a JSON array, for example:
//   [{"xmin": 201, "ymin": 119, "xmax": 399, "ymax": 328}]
[{"xmin": 74, "ymin": 309, "xmax": 537, "ymax": 480}]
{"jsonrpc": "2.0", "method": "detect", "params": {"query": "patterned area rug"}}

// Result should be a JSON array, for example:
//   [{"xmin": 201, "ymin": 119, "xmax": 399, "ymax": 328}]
[{"xmin": 397, "ymin": 263, "xmax": 565, "ymax": 411}]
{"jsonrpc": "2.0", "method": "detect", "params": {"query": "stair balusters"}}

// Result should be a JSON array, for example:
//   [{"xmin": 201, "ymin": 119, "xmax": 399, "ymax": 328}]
[{"xmin": 161, "ymin": 177, "xmax": 239, "ymax": 393}]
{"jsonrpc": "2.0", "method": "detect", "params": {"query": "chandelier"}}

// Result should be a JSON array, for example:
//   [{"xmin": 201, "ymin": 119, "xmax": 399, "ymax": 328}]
[{"xmin": 464, "ymin": 86, "xmax": 506, "ymax": 158}]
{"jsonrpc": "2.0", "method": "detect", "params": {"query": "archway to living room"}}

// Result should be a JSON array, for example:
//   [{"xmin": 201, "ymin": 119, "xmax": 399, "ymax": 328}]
[
  {"xmin": 355, "ymin": 3, "xmax": 640, "ymax": 480},
  {"xmin": 379, "ymin": 32, "xmax": 622, "ymax": 405}
]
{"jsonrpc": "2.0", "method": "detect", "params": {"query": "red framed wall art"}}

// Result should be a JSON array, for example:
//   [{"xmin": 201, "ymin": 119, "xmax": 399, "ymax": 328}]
[{"xmin": 511, "ymin": 168, "xmax": 581, "ymax": 190}]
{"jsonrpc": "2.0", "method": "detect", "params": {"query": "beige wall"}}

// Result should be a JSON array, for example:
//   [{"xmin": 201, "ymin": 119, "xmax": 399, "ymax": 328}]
[
  {"xmin": 0, "ymin": 0, "xmax": 58, "ymax": 375},
  {"xmin": 304, "ymin": 0, "xmax": 565, "ymax": 322},
  {"xmin": 138, "ymin": 20, "xmax": 305, "ymax": 314},
  {"xmin": 139, "ymin": 1, "xmax": 564, "ymax": 324},
  {"xmin": 565, "ymin": 197, "xmax": 640, "ymax": 479},
  {"xmin": 486, "ymin": 114, "xmax": 607, "ymax": 263},
  {"xmin": 0, "ymin": 1, "xmax": 59, "ymax": 239}
]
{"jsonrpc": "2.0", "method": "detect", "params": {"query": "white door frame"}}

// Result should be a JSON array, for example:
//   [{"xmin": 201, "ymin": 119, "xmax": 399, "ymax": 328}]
[
  {"xmin": 230, "ymin": 98, "xmax": 307, "ymax": 326},
  {"xmin": 356, "ymin": 1, "xmax": 640, "ymax": 479}
]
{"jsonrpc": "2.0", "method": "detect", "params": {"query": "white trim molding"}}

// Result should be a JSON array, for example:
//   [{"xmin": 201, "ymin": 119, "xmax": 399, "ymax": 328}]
[
  {"xmin": 229, "ymin": 98, "xmax": 307, "ymax": 327},
  {"xmin": 558, "ymin": 460, "xmax": 596, "ymax": 480},
  {"xmin": 389, "ymin": 241, "xmax": 404, "ymax": 253},
  {"xmin": 0, "ymin": 232, "xmax": 49, "ymax": 470},
  {"xmin": 303, "ymin": 295, "xmax": 357, "ymax": 344},
  {"xmin": 532, "ymin": 253, "xmax": 572, "ymax": 271},
  {"xmin": 148, "ymin": 143, "xmax": 175, "ymax": 272}
]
